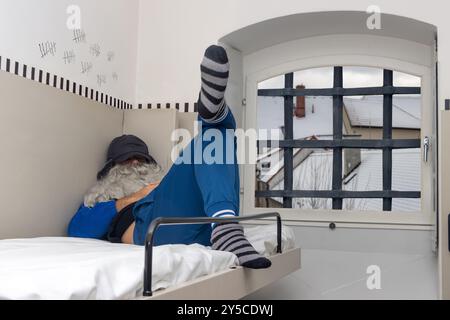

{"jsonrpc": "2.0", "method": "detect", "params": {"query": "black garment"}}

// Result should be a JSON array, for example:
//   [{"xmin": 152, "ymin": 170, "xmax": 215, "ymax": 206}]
[{"xmin": 106, "ymin": 202, "xmax": 136, "ymax": 243}]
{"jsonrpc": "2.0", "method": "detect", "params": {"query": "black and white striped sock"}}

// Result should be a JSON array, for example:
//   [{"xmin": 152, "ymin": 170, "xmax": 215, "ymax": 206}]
[
  {"xmin": 211, "ymin": 222, "xmax": 272, "ymax": 269},
  {"xmin": 197, "ymin": 45, "xmax": 230, "ymax": 124}
]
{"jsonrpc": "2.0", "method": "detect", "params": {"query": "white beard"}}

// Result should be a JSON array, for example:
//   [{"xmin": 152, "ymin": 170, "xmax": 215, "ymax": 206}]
[{"xmin": 84, "ymin": 161, "xmax": 165, "ymax": 207}]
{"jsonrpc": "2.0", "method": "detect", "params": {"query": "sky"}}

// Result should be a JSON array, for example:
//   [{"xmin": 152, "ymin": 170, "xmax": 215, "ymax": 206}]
[{"xmin": 258, "ymin": 66, "xmax": 421, "ymax": 90}]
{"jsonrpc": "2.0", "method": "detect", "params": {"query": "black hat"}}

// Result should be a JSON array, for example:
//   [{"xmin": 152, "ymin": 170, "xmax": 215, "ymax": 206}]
[{"xmin": 97, "ymin": 134, "xmax": 154, "ymax": 180}]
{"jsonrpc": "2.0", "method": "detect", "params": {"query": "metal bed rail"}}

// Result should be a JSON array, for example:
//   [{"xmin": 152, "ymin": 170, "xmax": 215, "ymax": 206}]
[{"xmin": 143, "ymin": 212, "xmax": 282, "ymax": 296}]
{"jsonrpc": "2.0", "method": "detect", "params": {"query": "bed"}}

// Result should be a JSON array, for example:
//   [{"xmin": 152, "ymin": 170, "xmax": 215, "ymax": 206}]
[
  {"xmin": 0, "ymin": 223, "xmax": 299, "ymax": 300},
  {"xmin": 0, "ymin": 64, "xmax": 301, "ymax": 300}
]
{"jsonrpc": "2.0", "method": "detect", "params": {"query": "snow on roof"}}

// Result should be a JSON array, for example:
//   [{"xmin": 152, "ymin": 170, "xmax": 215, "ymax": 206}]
[
  {"xmin": 343, "ymin": 96, "xmax": 421, "ymax": 129},
  {"xmin": 265, "ymin": 148, "xmax": 421, "ymax": 212},
  {"xmin": 257, "ymin": 95, "xmax": 421, "ymax": 137},
  {"xmin": 257, "ymin": 96, "xmax": 334, "ymax": 139}
]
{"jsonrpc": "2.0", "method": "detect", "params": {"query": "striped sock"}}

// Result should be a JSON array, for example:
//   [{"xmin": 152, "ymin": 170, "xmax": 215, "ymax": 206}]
[
  {"xmin": 211, "ymin": 222, "xmax": 272, "ymax": 269},
  {"xmin": 197, "ymin": 44, "xmax": 230, "ymax": 124}
]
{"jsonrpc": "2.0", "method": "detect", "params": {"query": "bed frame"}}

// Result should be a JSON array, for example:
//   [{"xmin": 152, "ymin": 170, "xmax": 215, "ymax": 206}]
[
  {"xmin": 145, "ymin": 248, "xmax": 300, "ymax": 300},
  {"xmin": 142, "ymin": 212, "xmax": 301, "ymax": 299}
]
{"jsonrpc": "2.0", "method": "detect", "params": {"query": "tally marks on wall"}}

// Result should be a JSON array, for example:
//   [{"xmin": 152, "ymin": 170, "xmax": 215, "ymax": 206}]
[{"xmin": 0, "ymin": 55, "xmax": 133, "ymax": 109}]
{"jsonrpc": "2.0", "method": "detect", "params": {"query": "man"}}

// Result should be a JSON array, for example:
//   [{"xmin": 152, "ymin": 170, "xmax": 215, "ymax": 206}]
[
  {"xmin": 68, "ymin": 45, "xmax": 271, "ymax": 269},
  {"xmin": 68, "ymin": 134, "xmax": 164, "ymax": 243}
]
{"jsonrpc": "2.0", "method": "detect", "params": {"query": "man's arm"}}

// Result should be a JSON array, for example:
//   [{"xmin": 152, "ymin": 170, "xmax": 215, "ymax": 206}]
[
  {"xmin": 68, "ymin": 201, "xmax": 117, "ymax": 239},
  {"xmin": 115, "ymin": 183, "xmax": 158, "ymax": 212},
  {"xmin": 68, "ymin": 182, "xmax": 160, "ymax": 239}
]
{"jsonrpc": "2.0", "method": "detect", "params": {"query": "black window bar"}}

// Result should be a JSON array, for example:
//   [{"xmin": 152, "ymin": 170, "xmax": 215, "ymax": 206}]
[{"xmin": 256, "ymin": 67, "xmax": 421, "ymax": 211}]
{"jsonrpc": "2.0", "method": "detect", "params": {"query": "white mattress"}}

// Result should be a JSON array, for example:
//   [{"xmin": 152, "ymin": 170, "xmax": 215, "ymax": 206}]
[{"xmin": 0, "ymin": 224, "xmax": 295, "ymax": 300}]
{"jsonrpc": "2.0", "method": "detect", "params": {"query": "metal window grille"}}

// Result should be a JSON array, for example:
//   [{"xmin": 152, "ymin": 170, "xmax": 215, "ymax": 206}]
[{"xmin": 255, "ymin": 67, "xmax": 421, "ymax": 211}]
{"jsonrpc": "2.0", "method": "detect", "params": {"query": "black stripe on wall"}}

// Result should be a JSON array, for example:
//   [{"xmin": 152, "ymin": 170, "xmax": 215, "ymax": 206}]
[
  {"xmin": 446, "ymin": 99, "xmax": 450, "ymax": 110},
  {"xmin": 0, "ymin": 55, "xmax": 133, "ymax": 109}
]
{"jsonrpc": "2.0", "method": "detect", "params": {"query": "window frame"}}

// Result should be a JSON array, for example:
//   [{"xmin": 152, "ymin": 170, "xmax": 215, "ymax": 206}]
[{"xmin": 242, "ymin": 54, "xmax": 434, "ymax": 228}]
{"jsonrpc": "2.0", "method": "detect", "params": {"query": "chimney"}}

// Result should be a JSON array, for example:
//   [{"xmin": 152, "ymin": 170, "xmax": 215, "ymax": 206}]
[{"xmin": 294, "ymin": 84, "xmax": 305, "ymax": 118}]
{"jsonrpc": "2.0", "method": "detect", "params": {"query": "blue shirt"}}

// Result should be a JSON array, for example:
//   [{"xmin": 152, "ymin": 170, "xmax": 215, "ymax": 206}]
[{"xmin": 68, "ymin": 201, "xmax": 117, "ymax": 239}]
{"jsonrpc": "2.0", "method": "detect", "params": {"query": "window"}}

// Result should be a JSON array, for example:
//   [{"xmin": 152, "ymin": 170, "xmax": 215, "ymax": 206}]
[{"xmin": 255, "ymin": 66, "xmax": 422, "ymax": 212}]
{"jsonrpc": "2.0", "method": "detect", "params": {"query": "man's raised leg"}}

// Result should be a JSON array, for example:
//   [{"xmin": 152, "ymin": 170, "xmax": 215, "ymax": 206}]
[{"xmin": 195, "ymin": 45, "xmax": 271, "ymax": 269}]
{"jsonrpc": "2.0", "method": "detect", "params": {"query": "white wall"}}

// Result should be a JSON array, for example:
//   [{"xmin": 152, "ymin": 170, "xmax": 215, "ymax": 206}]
[
  {"xmin": 135, "ymin": 0, "xmax": 450, "ymax": 112},
  {"xmin": 0, "ymin": 0, "xmax": 139, "ymax": 104},
  {"xmin": 133, "ymin": 1, "xmax": 448, "ymax": 299},
  {"xmin": 3, "ymin": 0, "xmax": 449, "ymax": 110},
  {"xmin": 243, "ymin": 225, "xmax": 437, "ymax": 299}
]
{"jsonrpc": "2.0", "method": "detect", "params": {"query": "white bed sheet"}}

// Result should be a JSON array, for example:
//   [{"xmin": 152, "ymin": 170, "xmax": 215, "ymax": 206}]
[{"xmin": 0, "ymin": 224, "xmax": 295, "ymax": 300}]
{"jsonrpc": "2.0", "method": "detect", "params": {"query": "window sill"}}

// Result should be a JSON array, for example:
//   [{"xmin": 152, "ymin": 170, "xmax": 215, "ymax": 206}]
[{"xmin": 241, "ymin": 207, "xmax": 434, "ymax": 230}]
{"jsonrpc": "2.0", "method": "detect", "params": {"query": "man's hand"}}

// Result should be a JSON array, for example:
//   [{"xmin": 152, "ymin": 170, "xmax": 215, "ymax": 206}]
[
  {"xmin": 115, "ymin": 181, "xmax": 160, "ymax": 212},
  {"xmin": 135, "ymin": 182, "xmax": 159, "ymax": 199}
]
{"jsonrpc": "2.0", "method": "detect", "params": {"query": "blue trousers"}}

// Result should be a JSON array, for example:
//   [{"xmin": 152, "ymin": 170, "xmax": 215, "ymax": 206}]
[{"xmin": 132, "ymin": 108, "xmax": 240, "ymax": 246}]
